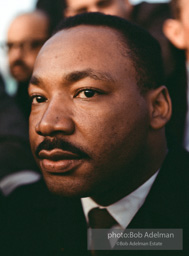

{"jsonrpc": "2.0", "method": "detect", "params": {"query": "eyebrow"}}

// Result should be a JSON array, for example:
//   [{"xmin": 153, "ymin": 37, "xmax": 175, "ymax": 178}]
[
  {"xmin": 30, "ymin": 68, "xmax": 115, "ymax": 87},
  {"xmin": 64, "ymin": 69, "xmax": 115, "ymax": 83},
  {"xmin": 30, "ymin": 76, "xmax": 41, "ymax": 86}
]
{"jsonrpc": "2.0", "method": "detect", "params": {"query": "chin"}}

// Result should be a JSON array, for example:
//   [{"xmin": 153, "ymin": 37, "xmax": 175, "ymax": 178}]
[{"xmin": 43, "ymin": 175, "xmax": 92, "ymax": 199}]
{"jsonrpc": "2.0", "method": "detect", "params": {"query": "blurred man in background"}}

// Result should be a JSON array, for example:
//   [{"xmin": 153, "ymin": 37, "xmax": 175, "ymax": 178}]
[
  {"xmin": 163, "ymin": 0, "xmax": 189, "ymax": 150},
  {"xmin": 5, "ymin": 10, "xmax": 50, "ymax": 118}
]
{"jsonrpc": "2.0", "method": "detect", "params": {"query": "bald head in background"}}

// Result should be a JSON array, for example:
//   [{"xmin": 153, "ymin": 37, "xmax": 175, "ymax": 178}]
[{"xmin": 7, "ymin": 10, "xmax": 50, "ymax": 83}]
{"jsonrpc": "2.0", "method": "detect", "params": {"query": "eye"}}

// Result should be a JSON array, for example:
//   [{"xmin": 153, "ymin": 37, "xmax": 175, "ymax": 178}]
[
  {"xmin": 30, "ymin": 40, "xmax": 45, "ymax": 50},
  {"xmin": 30, "ymin": 95, "xmax": 47, "ymax": 104},
  {"xmin": 75, "ymin": 89, "xmax": 98, "ymax": 99},
  {"xmin": 6, "ymin": 42, "xmax": 14, "ymax": 52}
]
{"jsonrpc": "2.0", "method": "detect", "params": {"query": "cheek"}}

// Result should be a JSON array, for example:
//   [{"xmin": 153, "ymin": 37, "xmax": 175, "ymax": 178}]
[
  {"xmin": 8, "ymin": 54, "xmax": 16, "ymax": 64},
  {"xmin": 75, "ymin": 99, "xmax": 148, "ymax": 158},
  {"xmin": 29, "ymin": 92, "xmax": 148, "ymax": 160},
  {"xmin": 29, "ymin": 114, "xmax": 40, "ymax": 151}
]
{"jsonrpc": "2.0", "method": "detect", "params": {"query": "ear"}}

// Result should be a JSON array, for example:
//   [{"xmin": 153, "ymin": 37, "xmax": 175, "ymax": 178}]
[
  {"xmin": 147, "ymin": 86, "xmax": 172, "ymax": 130},
  {"xmin": 163, "ymin": 19, "xmax": 186, "ymax": 49}
]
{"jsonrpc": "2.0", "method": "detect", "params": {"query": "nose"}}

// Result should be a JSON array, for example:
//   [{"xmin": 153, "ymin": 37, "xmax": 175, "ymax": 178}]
[{"xmin": 35, "ymin": 100, "xmax": 75, "ymax": 137}]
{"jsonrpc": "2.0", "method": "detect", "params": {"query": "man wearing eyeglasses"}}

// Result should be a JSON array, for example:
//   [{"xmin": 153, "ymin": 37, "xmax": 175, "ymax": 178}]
[{"xmin": 5, "ymin": 10, "xmax": 50, "ymax": 118}]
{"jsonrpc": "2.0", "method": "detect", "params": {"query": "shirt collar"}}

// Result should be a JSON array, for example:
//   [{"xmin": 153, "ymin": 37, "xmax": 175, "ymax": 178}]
[{"xmin": 81, "ymin": 170, "xmax": 159, "ymax": 229}]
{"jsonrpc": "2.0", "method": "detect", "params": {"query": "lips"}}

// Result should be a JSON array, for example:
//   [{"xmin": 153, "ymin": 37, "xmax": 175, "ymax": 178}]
[
  {"xmin": 38, "ymin": 148, "xmax": 81, "ymax": 160},
  {"xmin": 11, "ymin": 65, "xmax": 26, "ymax": 77},
  {"xmin": 38, "ymin": 149, "xmax": 83, "ymax": 174}
]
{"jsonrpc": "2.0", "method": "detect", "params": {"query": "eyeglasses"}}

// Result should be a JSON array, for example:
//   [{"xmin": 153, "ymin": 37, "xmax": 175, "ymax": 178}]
[{"xmin": 0, "ymin": 38, "xmax": 47, "ymax": 53}]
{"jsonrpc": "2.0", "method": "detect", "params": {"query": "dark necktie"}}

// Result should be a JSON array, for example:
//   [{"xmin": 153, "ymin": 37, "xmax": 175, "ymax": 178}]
[{"xmin": 88, "ymin": 207, "xmax": 117, "ymax": 256}]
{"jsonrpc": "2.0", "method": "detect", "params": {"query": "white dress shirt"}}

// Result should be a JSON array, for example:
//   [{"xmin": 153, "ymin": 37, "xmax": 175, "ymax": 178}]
[{"xmin": 81, "ymin": 170, "xmax": 159, "ymax": 230}]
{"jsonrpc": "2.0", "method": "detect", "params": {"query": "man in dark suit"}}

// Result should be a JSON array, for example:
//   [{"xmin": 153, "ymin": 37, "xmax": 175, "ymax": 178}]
[{"xmin": 28, "ymin": 13, "xmax": 188, "ymax": 255}]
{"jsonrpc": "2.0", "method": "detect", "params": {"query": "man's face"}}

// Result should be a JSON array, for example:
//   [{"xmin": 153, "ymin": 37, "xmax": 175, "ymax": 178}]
[
  {"xmin": 7, "ymin": 14, "xmax": 48, "ymax": 83},
  {"xmin": 65, "ymin": 0, "xmax": 132, "ymax": 18},
  {"xmin": 29, "ymin": 26, "xmax": 151, "ymax": 200}
]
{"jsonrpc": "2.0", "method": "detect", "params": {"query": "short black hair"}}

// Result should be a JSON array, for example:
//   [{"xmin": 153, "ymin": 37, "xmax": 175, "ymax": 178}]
[{"xmin": 55, "ymin": 12, "xmax": 165, "ymax": 93}]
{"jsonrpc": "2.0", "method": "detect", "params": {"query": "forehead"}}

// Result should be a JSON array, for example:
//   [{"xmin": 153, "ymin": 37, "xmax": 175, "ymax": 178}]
[
  {"xmin": 8, "ymin": 14, "xmax": 48, "ymax": 40},
  {"xmin": 34, "ymin": 25, "xmax": 134, "ymax": 81}
]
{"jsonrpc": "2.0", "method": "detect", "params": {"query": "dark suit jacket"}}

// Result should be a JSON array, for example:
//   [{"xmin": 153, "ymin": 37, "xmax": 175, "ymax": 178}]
[
  {"xmin": 0, "ymin": 180, "xmax": 87, "ymax": 256},
  {"xmin": 1, "ymin": 148, "xmax": 188, "ymax": 256},
  {"xmin": 61, "ymin": 148, "xmax": 189, "ymax": 256}
]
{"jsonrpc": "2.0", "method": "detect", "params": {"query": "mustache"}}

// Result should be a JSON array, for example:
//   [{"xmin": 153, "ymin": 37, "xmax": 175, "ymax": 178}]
[
  {"xmin": 35, "ymin": 137, "xmax": 90, "ymax": 159},
  {"xmin": 10, "ymin": 60, "xmax": 28, "ymax": 69}
]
